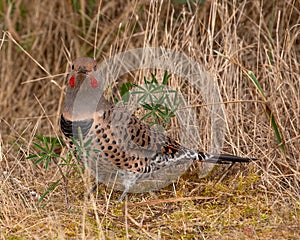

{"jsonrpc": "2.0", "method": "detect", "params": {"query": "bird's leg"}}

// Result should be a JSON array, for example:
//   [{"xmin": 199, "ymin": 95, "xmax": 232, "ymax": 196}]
[
  {"xmin": 118, "ymin": 188, "xmax": 129, "ymax": 202},
  {"xmin": 86, "ymin": 182, "xmax": 101, "ymax": 197},
  {"xmin": 117, "ymin": 172, "xmax": 139, "ymax": 202}
]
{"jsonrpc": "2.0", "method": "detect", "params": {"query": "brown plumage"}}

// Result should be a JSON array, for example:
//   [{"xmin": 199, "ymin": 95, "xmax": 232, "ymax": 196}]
[{"xmin": 60, "ymin": 57, "xmax": 256, "ymax": 201}]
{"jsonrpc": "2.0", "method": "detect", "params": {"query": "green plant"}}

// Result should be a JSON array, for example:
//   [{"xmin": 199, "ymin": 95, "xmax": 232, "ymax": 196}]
[
  {"xmin": 27, "ymin": 135, "xmax": 80, "ymax": 208},
  {"xmin": 120, "ymin": 71, "xmax": 181, "ymax": 127}
]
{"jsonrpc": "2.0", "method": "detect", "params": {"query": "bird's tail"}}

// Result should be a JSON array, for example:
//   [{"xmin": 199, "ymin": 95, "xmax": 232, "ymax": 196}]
[{"xmin": 198, "ymin": 152, "xmax": 256, "ymax": 164}]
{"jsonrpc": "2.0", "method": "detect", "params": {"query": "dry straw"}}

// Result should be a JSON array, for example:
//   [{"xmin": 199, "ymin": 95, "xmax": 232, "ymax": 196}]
[{"xmin": 0, "ymin": 0, "xmax": 299, "ymax": 238}]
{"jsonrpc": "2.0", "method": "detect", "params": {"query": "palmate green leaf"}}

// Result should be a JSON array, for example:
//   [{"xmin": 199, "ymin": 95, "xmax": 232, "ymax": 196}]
[
  {"xmin": 131, "ymin": 83, "xmax": 145, "ymax": 92},
  {"xmin": 131, "ymin": 82, "xmax": 165, "ymax": 104},
  {"xmin": 118, "ymin": 71, "xmax": 179, "ymax": 128},
  {"xmin": 140, "ymin": 111, "xmax": 153, "ymax": 122},
  {"xmin": 59, "ymin": 153, "xmax": 73, "ymax": 166},
  {"xmin": 33, "ymin": 155, "xmax": 47, "ymax": 165},
  {"xmin": 28, "ymin": 135, "xmax": 64, "ymax": 170},
  {"xmin": 32, "ymin": 142, "xmax": 48, "ymax": 152},
  {"xmin": 130, "ymin": 90, "xmax": 147, "ymax": 95},
  {"xmin": 156, "ymin": 106, "xmax": 176, "ymax": 127},
  {"xmin": 156, "ymin": 107, "xmax": 167, "ymax": 118},
  {"xmin": 44, "ymin": 157, "xmax": 51, "ymax": 170},
  {"xmin": 71, "ymin": 132, "xmax": 101, "ymax": 160},
  {"xmin": 156, "ymin": 106, "xmax": 173, "ymax": 118},
  {"xmin": 150, "ymin": 85, "xmax": 166, "ymax": 95},
  {"xmin": 50, "ymin": 153, "xmax": 61, "ymax": 158},
  {"xmin": 84, "ymin": 137, "xmax": 93, "ymax": 148},
  {"xmin": 144, "ymin": 75, "xmax": 158, "ymax": 86},
  {"xmin": 26, "ymin": 154, "xmax": 39, "ymax": 159},
  {"xmin": 150, "ymin": 73, "xmax": 159, "ymax": 84},
  {"xmin": 130, "ymin": 84, "xmax": 150, "ymax": 103},
  {"xmin": 165, "ymin": 90, "xmax": 181, "ymax": 109},
  {"xmin": 27, "ymin": 134, "xmax": 74, "ymax": 205},
  {"xmin": 35, "ymin": 135, "xmax": 63, "ymax": 147},
  {"xmin": 154, "ymin": 93, "xmax": 166, "ymax": 106},
  {"xmin": 150, "ymin": 112, "xmax": 159, "ymax": 124},
  {"xmin": 141, "ymin": 102, "xmax": 154, "ymax": 111},
  {"xmin": 141, "ymin": 110, "xmax": 160, "ymax": 125}
]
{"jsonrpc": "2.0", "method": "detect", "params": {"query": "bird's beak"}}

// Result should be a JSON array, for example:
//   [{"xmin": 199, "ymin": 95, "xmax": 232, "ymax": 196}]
[{"xmin": 77, "ymin": 66, "xmax": 88, "ymax": 74}]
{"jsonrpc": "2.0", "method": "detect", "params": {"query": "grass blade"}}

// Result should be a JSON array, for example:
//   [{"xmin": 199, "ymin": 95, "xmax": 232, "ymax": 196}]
[
  {"xmin": 38, "ymin": 180, "xmax": 60, "ymax": 207},
  {"xmin": 247, "ymin": 71, "xmax": 285, "ymax": 153}
]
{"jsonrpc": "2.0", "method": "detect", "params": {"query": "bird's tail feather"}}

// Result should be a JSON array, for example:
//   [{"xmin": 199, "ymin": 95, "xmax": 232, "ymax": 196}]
[{"xmin": 199, "ymin": 152, "xmax": 256, "ymax": 164}]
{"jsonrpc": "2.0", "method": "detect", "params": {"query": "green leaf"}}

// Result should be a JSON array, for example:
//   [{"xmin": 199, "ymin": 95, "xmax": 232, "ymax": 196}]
[
  {"xmin": 118, "ymin": 71, "xmax": 179, "ymax": 128},
  {"xmin": 141, "ymin": 103, "xmax": 153, "ymax": 111},
  {"xmin": 266, "ymin": 106, "xmax": 285, "ymax": 153},
  {"xmin": 140, "ymin": 111, "xmax": 153, "ymax": 122},
  {"xmin": 34, "ymin": 155, "xmax": 47, "ymax": 165},
  {"xmin": 162, "ymin": 71, "xmax": 171, "ymax": 85},
  {"xmin": 26, "ymin": 154, "xmax": 39, "ymax": 160},
  {"xmin": 37, "ymin": 180, "xmax": 60, "ymax": 206},
  {"xmin": 248, "ymin": 71, "xmax": 267, "ymax": 101},
  {"xmin": 247, "ymin": 71, "xmax": 285, "ymax": 153},
  {"xmin": 45, "ymin": 157, "xmax": 51, "ymax": 170},
  {"xmin": 32, "ymin": 142, "xmax": 47, "ymax": 152},
  {"xmin": 120, "ymin": 82, "xmax": 134, "ymax": 97},
  {"xmin": 150, "ymin": 73, "xmax": 158, "ymax": 84}
]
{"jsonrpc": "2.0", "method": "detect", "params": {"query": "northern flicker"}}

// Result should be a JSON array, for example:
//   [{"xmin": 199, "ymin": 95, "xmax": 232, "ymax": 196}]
[{"xmin": 60, "ymin": 57, "xmax": 256, "ymax": 201}]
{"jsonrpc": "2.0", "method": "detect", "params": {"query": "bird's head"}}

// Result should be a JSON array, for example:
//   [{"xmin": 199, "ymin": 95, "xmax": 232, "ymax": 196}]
[
  {"xmin": 63, "ymin": 57, "xmax": 110, "ymax": 119},
  {"xmin": 68, "ymin": 57, "xmax": 99, "ymax": 89}
]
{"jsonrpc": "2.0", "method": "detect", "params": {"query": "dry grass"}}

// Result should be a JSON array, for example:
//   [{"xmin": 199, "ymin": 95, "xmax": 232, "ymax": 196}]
[{"xmin": 1, "ymin": 0, "xmax": 300, "ymax": 239}]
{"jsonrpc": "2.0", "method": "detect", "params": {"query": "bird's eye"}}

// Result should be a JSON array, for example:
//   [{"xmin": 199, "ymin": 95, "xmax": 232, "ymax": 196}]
[
  {"xmin": 93, "ymin": 65, "xmax": 97, "ymax": 71},
  {"xmin": 71, "ymin": 64, "xmax": 74, "ymax": 70}
]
